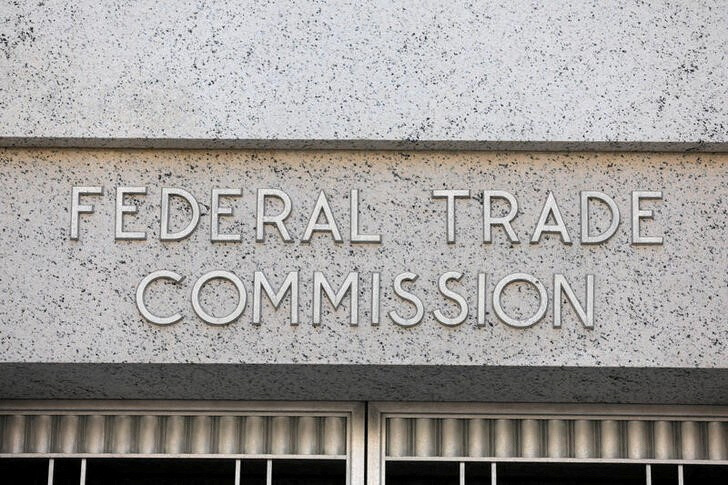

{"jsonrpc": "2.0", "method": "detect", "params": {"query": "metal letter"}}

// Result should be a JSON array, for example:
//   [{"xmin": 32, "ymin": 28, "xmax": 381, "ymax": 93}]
[
  {"xmin": 432, "ymin": 189, "xmax": 470, "ymax": 243},
  {"xmin": 389, "ymin": 272, "xmax": 424, "ymax": 327},
  {"xmin": 115, "ymin": 186, "xmax": 147, "ymax": 240},
  {"xmin": 70, "ymin": 186, "xmax": 102, "ymax": 240},
  {"xmin": 433, "ymin": 271, "xmax": 469, "ymax": 326},
  {"xmin": 554, "ymin": 274, "xmax": 594, "ymax": 328},
  {"xmin": 160, "ymin": 187, "xmax": 200, "ymax": 241},
  {"xmin": 313, "ymin": 272, "xmax": 358, "ymax": 325},
  {"xmin": 530, "ymin": 191, "xmax": 572, "ymax": 244},
  {"xmin": 492, "ymin": 273, "xmax": 548, "ymax": 328},
  {"xmin": 477, "ymin": 273, "xmax": 487, "ymax": 326},
  {"xmin": 371, "ymin": 272, "xmax": 381, "ymax": 325},
  {"xmin": 632, "ymin": 190, "xmax": 664, "ymax": 244},
  {"xmin": 256, "ymin": 188, "xmax": 293, "ymax": 242},
  {"xmin": 350, "ymin": 189, "xmax": 381, "ymax": 243},
  {"xmin": 483, "ymin": 190, "xmax": 520, "ymax": 243},
  {"xmin": 136, "ymin": 270, "xmax": 184, "ymax": 325},
  {"xmin": 211, "ymin": 188, "xmax": 242, "ymax": 242},
  {"xmin": 253, "ymin": 271, "xmax": 299, "ymax": 325},
  {"xmin": 303, "ymin": 191, "xmax": 343, "ymax": 242},
  {"xmin": 580, "ymin": 191, "xmax": 619, "ymax": 244},
  {"xmin": 191, "ymin": 270, "xmax": 247, "ymax": 325}
]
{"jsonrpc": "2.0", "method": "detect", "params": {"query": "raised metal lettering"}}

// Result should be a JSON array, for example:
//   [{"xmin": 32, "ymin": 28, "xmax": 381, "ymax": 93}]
[
  {"xmin": 135, "ymin": 270, "xmax": 184, "ymax": 325},
  {"xmin": 493, "ymin": 273, "xmax": 548, "ymax": 328},
  {"xmin": 191, "ymin": 270, "xmax": 247, "ymax": 325}
]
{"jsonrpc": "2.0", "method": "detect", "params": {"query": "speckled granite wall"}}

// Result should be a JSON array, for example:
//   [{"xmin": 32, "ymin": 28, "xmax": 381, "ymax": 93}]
[
  {"xmin": 0, "ymin": 149, "xmax": 725, "ymax": 401},
  {"xmin": 1, "ymin": 1, "xmax": 726, "ymax": 149}
]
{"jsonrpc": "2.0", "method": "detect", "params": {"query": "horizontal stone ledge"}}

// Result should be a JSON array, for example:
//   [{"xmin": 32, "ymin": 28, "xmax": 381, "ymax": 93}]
[
  {"xmin": 1, "ymin": 364, "xmax": 726, "ymax": 405},
  {"xmin": 1, "ymin": 137, "xmax": 727, "ymax": 152}
]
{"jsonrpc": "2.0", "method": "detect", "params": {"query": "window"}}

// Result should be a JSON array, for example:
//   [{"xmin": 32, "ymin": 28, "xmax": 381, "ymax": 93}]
[{"xmin": 1, "ymin": 402, "xmax": 727, "ymax": 485}]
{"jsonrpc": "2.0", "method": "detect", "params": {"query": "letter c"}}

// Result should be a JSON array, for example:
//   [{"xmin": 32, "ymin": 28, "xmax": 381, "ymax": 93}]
[{"xmin": 136, "ymin": 270, "xmax": 184, "ymax": 325}]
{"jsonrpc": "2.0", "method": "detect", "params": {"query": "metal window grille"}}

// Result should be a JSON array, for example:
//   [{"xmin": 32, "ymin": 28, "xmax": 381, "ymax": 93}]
[
  {"xmin": 367, "ymin": 403, "xmax": 728, "ymax": 485},
  {"xmin": 0, "ymin": 400, "xmax": 365, "ymax": 485},
  {"xmin": 3, "ymin": 401, "xmax": 728, "ymax": 484}
]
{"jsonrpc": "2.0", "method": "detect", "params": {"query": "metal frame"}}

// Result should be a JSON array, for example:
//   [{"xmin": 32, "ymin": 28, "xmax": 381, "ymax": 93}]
[
  {"xmin": 0, "ymin": 400, "xmax": 365, "ymax": 485},
  {"xmin": 367, "ymin": 402, "xmax": 728, "ymax": 485},
  {"xmin": 4, "ymin": 400, "xmax": 728, "ymax": 484}
]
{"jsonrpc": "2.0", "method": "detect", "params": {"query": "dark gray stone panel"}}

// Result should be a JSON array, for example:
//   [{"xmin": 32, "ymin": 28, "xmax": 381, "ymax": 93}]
[{"xmin": 1, "ymin": 364, "xmax": 726, "ymax": 405}]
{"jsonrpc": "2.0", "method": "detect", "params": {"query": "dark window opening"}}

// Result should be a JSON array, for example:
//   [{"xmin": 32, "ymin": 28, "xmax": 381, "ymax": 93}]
[
  {"xmin": 386, "ymin": 461, "xmax": 460, "ymax": 485},
  {"xmin": 85, "ymin": 458, "xmax": 234, "ymax": 485},
  {"xmin": 465, "ymin": 462, "xmax": 493, "ymax": 485},
  {"xmin": 271, "ymin": 459, "xmax": 346, "ymax": 485},
  {"xmin": 0, "ymin": 458, "xmax": 50, "ymax": 485},
  {"xmin": 53, "ymin": 459, "xmax": 83, "ymax": 485},
  {"xmin": 683, "ymin": 465, "xmax": 728, "ymax": 485},
  {"xmin": 651, "ymin": 464, "xmax": 679, "ymax": 485}
]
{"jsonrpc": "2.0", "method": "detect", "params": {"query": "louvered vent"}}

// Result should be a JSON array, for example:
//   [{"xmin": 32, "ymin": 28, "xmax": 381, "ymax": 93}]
[
  {"xmin": 385, "ymin": 417, "xmax": 728, "ymax": 461},
  {"xmin": 0, "ymin": 414, "xmax": 347, "ymax": 457}
]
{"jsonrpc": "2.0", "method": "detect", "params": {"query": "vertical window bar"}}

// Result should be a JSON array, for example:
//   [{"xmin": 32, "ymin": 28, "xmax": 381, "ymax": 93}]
[
  {"xmin": 645, "ymin": 464, "xmax": 651, "ymax": 485},
  {"xmin": 266, "ymin": 459, "xmax": 272, "ymax": 485},
  {"xmin": 47, "ymin": 458, "xmax": 54, "ymax": 485},
  {"xmin": 459, "ymin": 461, "xmax": 465, "ymax": 485},
  {"xmin": 678, "ymin": 464, "xmax": 684, "ymax": 485},
  {"xmin": 491, "ymin": 462, "xmax": 497, "ymax": 485},
  {"xmin": 234, "ymin": 459, "xmax": 241, "ymax": 485},
  {"xmin": 80, "ymin": 458, "xmax": 87, "ymax": 485}
]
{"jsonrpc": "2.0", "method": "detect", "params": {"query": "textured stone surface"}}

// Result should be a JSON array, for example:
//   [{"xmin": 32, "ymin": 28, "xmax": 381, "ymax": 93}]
[
  {"xmin": 1, "ymin": 364, "xmax": 727, "ymax": 404},
  {"xmin": 1, "ymin": 1, "xmax": 727, "ymax": 147},
  {"xmin": 0, "ymin": 149, "xmax": 726, "ymax": 372}
]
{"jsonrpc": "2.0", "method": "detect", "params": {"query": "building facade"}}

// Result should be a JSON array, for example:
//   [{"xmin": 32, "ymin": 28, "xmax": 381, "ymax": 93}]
[{"xmin": 1, "ymin": 1, "xmax": 727, "ymax": 484}]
